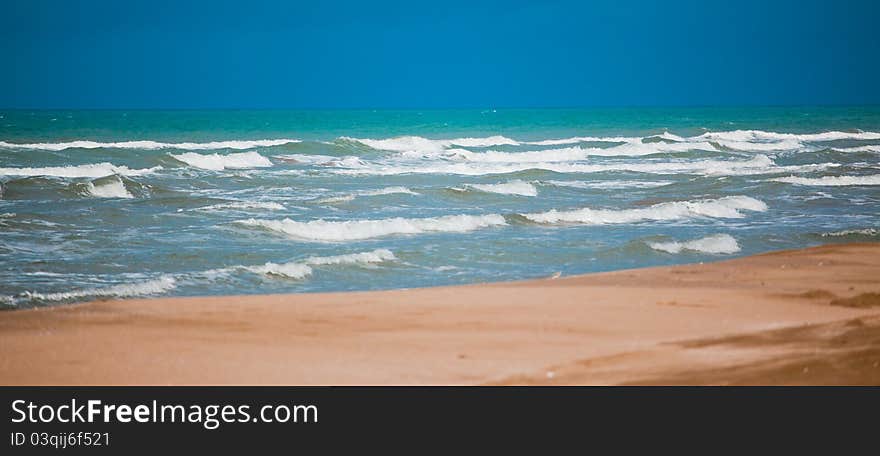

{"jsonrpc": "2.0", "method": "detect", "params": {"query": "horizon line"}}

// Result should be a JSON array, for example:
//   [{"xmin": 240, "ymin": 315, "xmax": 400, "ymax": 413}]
[{"xmin": 2, "ymin": 103, "xmax": 880, "ymax": 112}]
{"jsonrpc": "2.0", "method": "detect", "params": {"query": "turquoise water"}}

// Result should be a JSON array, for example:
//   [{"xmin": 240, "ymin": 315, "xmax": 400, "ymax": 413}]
[{"xmin": 1, "ymin": 107, "xmax": 879, "ymax": 308}]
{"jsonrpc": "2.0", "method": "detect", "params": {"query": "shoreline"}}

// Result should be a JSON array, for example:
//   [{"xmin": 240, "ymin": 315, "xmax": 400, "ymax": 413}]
[{"xmin": 1, "ymin": 242, "xmax": 879, "ymax": 385}]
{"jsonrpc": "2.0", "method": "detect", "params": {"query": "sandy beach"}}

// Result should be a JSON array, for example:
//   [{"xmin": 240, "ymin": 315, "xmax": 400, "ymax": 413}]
[{"xmin": 1, "ymin": 242, "xmax": 878, "ymax": 385}]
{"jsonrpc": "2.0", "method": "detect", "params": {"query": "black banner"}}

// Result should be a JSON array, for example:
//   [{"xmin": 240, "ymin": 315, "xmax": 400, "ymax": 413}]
[{"xmin": 2, "ymin": 387, "xmax": 877, "ymax": 453}]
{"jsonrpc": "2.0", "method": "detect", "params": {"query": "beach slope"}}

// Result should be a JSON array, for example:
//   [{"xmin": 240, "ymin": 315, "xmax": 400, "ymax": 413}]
[{"xmin": 1, "ymin": 243, "xmax": 879, "ymax": 385}]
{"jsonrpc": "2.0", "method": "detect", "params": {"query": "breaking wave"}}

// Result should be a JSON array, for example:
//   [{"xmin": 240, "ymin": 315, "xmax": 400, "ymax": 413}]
[
  {"xmin": 523, "ymin": 136, "xmax": 637, "ymax": 146},
  {"xmin": 648, "ymin": 234, "xmax": 741, "ymax": 254},
  {"xmin": 170, "ymin": 151, "xmax": 273, "ymax": 170},
  {"xmin": 315, "ymin": 186, "xmax": 418, "ymax": 204},
  {"xmin": 220, "ymin": 249, "xmax": 398, "ymax": 280},
  {"xmin": 522, "ymin": 196, "xmax": 767, "ymax": 225},
  {"xmin": 830, "ymin": 145, "xmax": 880, "ymax": 153},
  {"xmin": 191, "ymin": 201, "xmax": 285, "ymax": 212},
  {"xmin": 360, "ymin": 186, "xmax": 419, "ymax": 196},
  {"xmin": 698, "ymin": 130, "xmax": 880, "ymax": 142},
  {"xmin": 12, "ymin": 276, "xmax": 176, "ymax": 305},
  {"xmin": 462, "ymin": 180, "xmax": 538, "ymax": 196},
  {"xmin": 0, "ymin": 163, "xmax": 160, "ymax": 178},
  {"xmin": 542, "ymin": 180, "xmax": 672, "ymax": 189},
  {"xmin": 235, "ymin": 214, "xmax": 507, "ymax": 241},
  {"xmin": 85, "ymin": 177, "xmax": 133, "ymax": 198},
  {"xmin": 772, "ymin": 174, "xmax": 880, "ymax": 186},
  {"xmin": 343, "ymin": 135, "xmax": 519, "ymax": 152},
  {"xmin": 330, "ymin": 154, "xmax": 834, "ymax": 177},
  {"xmin": 820, "ymin": 228, "xmax": 878, "ymax": 237}
]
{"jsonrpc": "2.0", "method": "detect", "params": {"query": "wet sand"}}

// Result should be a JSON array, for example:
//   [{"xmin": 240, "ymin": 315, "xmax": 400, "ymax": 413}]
[{"xmin": 1, "ymin": 243, "xmax": 878, "ymax": 385}]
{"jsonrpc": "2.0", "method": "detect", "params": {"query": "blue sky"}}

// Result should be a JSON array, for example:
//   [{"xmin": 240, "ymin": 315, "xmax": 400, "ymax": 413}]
[{"xmin": 1, "ymin": 0, "xmax": 878, "ymax": 108}]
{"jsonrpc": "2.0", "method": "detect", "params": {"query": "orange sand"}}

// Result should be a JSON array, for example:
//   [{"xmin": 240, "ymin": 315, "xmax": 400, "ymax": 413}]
[{"xmin": 1, "ymin": 243, "xmax": 878, "ymax": 385}]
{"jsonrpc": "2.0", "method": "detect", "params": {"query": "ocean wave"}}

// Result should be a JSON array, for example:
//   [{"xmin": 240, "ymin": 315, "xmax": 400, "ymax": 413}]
[
  {"xmin": 523, "ymin": 136, "xmax": 637, "ymax": 146},
  {"xmin": 522, "ymin": 196, "xmax": 767, "ymax": 225},
  {"xmin": 14, "ymin": 276, "xmax": 176, "ymax": 304},
  {"xmin": 0, "ymin": 163, "xmax": 161, "ymax": 178},
  {"xmin": 440, "ymin": 147, "xmax": 589, "ymax": 163},
  {"xmin": 513, "ymin": 130, "xmax": 880, "ymax": 152},
  {"xmin": 315, "ymin": 194, "xmax": 356, "ymax": 204},
  {"xmin": 85, "ymin": 177, "xmax": 133, "ymax": 198},
  {"xmin": 340, "ymin": 129, "xmax": 876, "ymax": 156},
  {"xmin": 170, "ymin": 151, "xmax": 273, "ymax": 170},
  {"xmin": 542, "ymin": 180, "xmax": 672, "ymax": 189},
  {"xmin": 439, "ymin": 142, "xmax": 718, "ymax": 162},
  {"xmin": 772, "ymin": 174, "xmax": 880, "ymax": 186},
  {"xmin": 273, "ymin": 153, "xmax": 339, "ymax": 165},
  {"xmin": 245, "ymin": 262, "xmax": 313, "ymax": 279},
  {"xmin": 647, "ymin": 234, "xmax": 741, "ymax": 254},
  {"xmin": 303, "ymin": 248, "xmax": 397, "ymax": 265},
  {"xmin": 595, "ymin": 141, "xmax": 719, "ymax": 156},
  {"xmin": 237, "ymin": 248, "xmax": 398, "ymax": 280},
  {"xmin": 712, "ymin": 138, "xmax": 803, "ymax": 151},
  {"xmin": 524, "ymin": 133, "xmax": 800, "ymax": 153},
  {"xmin": 341, "ymin": 135, "xmax": 519, "ymax": 152},
  {"xmin": 360, "ymin": 186, "xmax": 419, "ymax": 196},
  {"xmin": 330, "ymin": 154, "xmax": 832, "ymax": 177},
  {"xmin": 191, "ymin": 201, "xmax": 285, "ymax": 212},
  {"xmin": 463, "ymin": 180, "xmax": 538, "ymax": 196},
  {"xmin": 830, "ymin": 145, "xmax": 880, "ymax": 153},
  {"xmin": 820, "ymin": 228, "xmax": 878, "ymax": 237},
  {"xmin": 698, "ymin": 130, "xmax": 880, "ymax": 143},
  {"xmin": 0, "ymin": 139, "xmax": 300, "ymax": 151},
  {"xmin": 235, "ymin": 213, "xmax": 507, "ymax": 241},
  {"xmin": 315, "ymin": 186, "xmax": 418, "ymax": 204}
]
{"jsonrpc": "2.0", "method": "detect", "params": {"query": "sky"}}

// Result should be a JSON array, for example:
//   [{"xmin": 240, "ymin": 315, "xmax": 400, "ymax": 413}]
[{"xmin": 1, "ymin": 0, "xmax": 878, "ymax": 108}]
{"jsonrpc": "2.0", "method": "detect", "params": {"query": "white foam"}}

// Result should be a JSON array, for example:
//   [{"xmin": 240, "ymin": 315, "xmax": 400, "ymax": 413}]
[
  {"xmin": 713, "ymin": 138, "xmax": 803, "ymax": 151},
  {"xmin": 316, "ymin": 186, "xmax": 418, "ymax": 204},
  {"xmin": 170, "ymin": 151, "xmax": 273, "ymax": 170},
  {"xmin": 236, "ymin": 213, "xmax": 507, "ymax": 241},
  {"xmin": 772, "ymin": 174, "xmax": 880, "ymax": 186},
  {"xmin": 598, "ymin": 141, "xmax": 718, "ymax": 156},
  {"xmin": 522, "ymin": 196, "xmax": 767, "ymax": 225},
  {"xmin": 273, "ymin": 154, "xmax": 338, "ymax": 164},
  {"xmin": 240, "ymin": 249, "xmax": 397, "ymax": 280},
  {"xmin": 360, "ymin": 186, "xmax": 419, "ymax": 196},
  {"xmin": 20, "ymin": 276, "xmax": 176, "ymax": 303},
  {"xmin": 442, "ymin": 147, "xmax": 590, "ymax": 162},
  {"xmin": 698, "ymin": 130, "xmax": 880, "ymax": 142},
  {"xmin": 446, "ymin": 136, "xmax": 520, "ymax": 148},
  {"xmin": 343, "ymin": 135, "xmax": 519, "ymax": 152},
  {"xmin": 304, "ymin": 248, "xmax": 397, "ymax": 265},
  {"xmin": 523, "ymin": 136, "xmax": 637, "ymax": 146},
  {"xmin": 0, "ymin": 139, "xmax": 300, "ymax": 151},
  {"xmin": 86, "ymin": 179, "xmax": 133, "ymax": 198},
  {"xmin": 245, "ymin": 262, "xmax": 313, "ymax": 280},
  {"xmin": 326, "ymin": 156, "xmax": 369, "ymax": 168},
  {"xmin": 0, "ymin": 163, "xmax": 160, "ymax": 178},
  {"xmin": 543, "ymin": 180, "xmax": 671, "ymax": 189},
  {"xmin": 656, "ymin": 132, "xmax": 688, "ymax": 141},
  {"xmin": 466, "ymin": 180, "xmax": 538, "ymax": 196},
  {"xmin": 315, "ymin": 194, "xmax": 356, "ymax": 204},
  {"xmin": 831, "ymin": 145, "xmax": 880, "ymax": 153},
  {"xmin": 442, "ymin": 142, "xmax": 717, "ymax": 163},
  {"xmin": 330, "ymin": 154, "xmax": 824, "ymax": 177},
  {"xmin": 193, "ymin": 201, "xmax": 285, "ymax": 212},
  {"xmin": 648, "ymin": 234, "xmax": 741, "ymax": 254},
  {"xmin": 821, "ymin": 228, "xmax": 878, "ymax": 237},
  {"xmin": 518, "ymin": 130, "xmax": 879, "ymax": 153}
]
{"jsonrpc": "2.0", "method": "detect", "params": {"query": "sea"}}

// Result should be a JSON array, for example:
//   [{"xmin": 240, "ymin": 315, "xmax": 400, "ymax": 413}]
[{"xmin": 1, "ymin": 107, "xmax": 879, "ymax": 308}]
